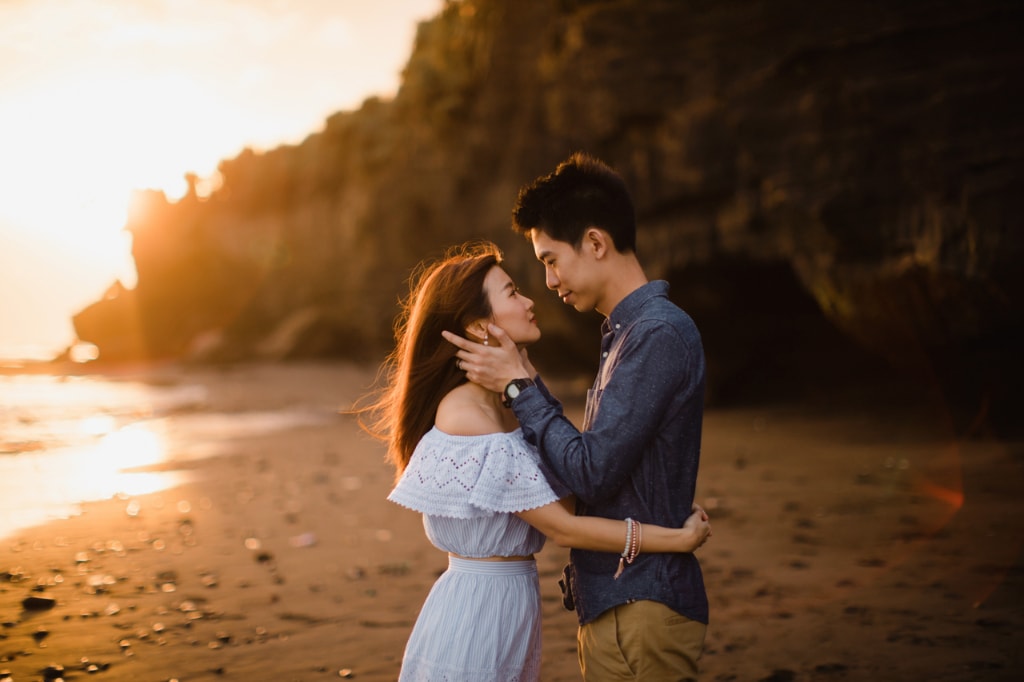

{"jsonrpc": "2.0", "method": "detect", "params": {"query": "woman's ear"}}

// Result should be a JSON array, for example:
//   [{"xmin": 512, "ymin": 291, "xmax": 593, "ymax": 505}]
[{"xmin": 465, "ymin": 320, "xmax": 489, "ymax": 343}]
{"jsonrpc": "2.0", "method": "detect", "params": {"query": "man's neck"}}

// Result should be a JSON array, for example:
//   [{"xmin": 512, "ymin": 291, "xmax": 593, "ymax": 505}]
[{"xmin": 595, "ymin": 256, "xmax": 648, "ymax": 317}]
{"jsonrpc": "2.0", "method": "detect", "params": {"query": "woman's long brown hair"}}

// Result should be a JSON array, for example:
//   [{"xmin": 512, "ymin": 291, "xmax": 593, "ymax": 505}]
[{"xmin": 359, "ymin": 241, "xmax": 502, "ymax": 476}]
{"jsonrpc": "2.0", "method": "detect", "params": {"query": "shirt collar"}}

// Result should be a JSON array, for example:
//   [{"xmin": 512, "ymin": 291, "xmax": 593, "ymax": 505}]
[{"xmin": 603, "ymin": 280, "xmax": 669, "ymax": 333}]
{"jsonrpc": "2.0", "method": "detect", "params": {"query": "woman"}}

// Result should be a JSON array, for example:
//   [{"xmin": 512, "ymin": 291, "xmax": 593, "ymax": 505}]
[{"xmin": 360, "ymin": 242, "xmax": 710, "ymax": 681}]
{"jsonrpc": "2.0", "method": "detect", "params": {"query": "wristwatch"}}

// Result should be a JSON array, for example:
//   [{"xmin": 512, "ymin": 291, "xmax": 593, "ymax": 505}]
[{"xmin": 502, "ymin": 378, "xmax": 535, "ymax": 407}]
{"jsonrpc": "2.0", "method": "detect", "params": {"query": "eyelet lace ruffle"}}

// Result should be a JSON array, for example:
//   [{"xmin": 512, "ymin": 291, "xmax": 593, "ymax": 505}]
[{"xmin": 388, "ymin": 428, "xmax": 561, "ymax": 518}]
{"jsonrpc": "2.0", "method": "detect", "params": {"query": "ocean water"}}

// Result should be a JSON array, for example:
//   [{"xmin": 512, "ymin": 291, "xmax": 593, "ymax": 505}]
[{"xmin": 0, "ymin": 371, "xmax": 332, "ymax": 540}]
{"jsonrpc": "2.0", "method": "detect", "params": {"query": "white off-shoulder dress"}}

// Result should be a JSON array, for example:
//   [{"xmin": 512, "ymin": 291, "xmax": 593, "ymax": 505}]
[{"xmin": 388, "ymin": 427, "xmax": 566, "ymax": 682}]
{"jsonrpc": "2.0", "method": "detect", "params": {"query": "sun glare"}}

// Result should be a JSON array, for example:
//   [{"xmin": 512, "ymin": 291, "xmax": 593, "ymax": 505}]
[
  {"xmin": 0, "ymin": 68, "xmax": 271, "ymax": 356},
  {"xmin": 0, "ymin": 0, "xmax": 445, "ymax": 357},
  {"xmin": 0, "ymin": 72, "xmax": 228, "ymax": 242},
  {"xmin": 0, "ymin": 70, "xmax": 247, "ymax": 319}
]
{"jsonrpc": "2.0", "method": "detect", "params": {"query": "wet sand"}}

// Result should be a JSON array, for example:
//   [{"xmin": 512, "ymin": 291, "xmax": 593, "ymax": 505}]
[{"xmin": 1, "ymin": 362, "xmax": 1021, "ymax": 681}]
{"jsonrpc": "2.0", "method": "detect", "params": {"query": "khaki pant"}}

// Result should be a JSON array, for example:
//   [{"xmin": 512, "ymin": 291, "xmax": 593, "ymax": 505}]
[{"xmin": 578, "ymin": 600, "xmax": 706, "ymax": 681}]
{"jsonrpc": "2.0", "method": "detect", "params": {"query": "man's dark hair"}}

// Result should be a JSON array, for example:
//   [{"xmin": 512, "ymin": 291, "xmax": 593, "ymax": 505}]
[{"xmin": 512, "ymin": 152, "xmax": 636, "ymax": 253}]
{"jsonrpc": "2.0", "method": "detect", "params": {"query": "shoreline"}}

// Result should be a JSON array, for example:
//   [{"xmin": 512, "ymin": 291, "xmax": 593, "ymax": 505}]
[{"xmin": 1, "ymin": 362, "xmax": 1021, "ymax": 680}]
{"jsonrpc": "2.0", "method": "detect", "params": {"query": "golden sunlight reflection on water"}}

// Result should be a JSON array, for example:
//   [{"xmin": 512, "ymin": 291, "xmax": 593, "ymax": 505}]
[
  {"xmin": 60, "ymin": 420, "xmax": 181, "ymax": 504},
  {"xmin": 0, "ymin": 371, "xmax": 332, "ymax": 540},
  {"xmin": 95, "ymin": 424, "xmax": 169, "ymax": 484},
  {"xmin": 0, "ymin": 416, "xmax": 186, "ymax": 540}
]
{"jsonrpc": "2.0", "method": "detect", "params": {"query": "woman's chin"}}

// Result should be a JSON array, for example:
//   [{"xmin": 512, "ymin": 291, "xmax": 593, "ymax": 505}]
[{"xmin": 515, "ymin": 334, "xmax": 541, "ymax": 347}]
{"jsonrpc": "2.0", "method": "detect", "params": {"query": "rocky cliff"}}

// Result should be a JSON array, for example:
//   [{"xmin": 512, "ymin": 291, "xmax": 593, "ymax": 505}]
[{"xmin": 74, "ymin": 0, "xmax": 1024, "ymax": 431}]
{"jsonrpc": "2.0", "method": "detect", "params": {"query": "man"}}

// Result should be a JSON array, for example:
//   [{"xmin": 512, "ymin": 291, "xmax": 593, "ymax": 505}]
[{"xmin": 443, "ymin": 152, "xmax": 709, "ymax": 680}]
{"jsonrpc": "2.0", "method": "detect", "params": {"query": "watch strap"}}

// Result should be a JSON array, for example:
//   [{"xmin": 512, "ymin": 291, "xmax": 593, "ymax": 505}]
[{"xmin": 502, "ymin": 378, "xmax": 535, "ymax": 408}]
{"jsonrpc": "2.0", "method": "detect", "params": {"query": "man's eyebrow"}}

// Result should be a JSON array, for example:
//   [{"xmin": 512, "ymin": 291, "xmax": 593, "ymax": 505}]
[{"xmin": 536, "ymin": 250, "xmax": 553, "ymax": 262}]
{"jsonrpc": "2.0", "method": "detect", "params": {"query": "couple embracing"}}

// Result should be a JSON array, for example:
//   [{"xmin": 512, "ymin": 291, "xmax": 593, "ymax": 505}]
[{"xmin": 360, "ymin": 153, "xmax": 711, "ymax": 681}]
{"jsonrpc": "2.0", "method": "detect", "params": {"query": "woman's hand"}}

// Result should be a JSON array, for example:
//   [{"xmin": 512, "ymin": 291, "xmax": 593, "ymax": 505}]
[{"xmin": 680, "ymin": 502, "xmax": 712, "ymax": 552}]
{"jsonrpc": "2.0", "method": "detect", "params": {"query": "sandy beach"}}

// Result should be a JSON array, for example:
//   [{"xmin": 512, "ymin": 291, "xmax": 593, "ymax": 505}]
[{"xmin": 1, "ymin": 362, "xmax": 1021, "ymax": 681}]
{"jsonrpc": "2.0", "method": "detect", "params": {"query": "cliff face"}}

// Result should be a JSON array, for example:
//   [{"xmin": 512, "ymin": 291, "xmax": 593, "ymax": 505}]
[{"xmin": 74, "ymin": 0, "xmax": 1024, "ymax": 428}]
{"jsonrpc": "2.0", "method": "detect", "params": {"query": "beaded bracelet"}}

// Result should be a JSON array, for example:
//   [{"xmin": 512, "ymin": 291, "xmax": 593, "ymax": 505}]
[{"xmin": 614, "ymin": 518, "xmax": 642, "ymax": 579}]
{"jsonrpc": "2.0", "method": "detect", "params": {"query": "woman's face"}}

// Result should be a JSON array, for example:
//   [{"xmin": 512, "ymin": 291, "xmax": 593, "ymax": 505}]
[{"xmin": 480, "ymin": 265, "xmax": 540, "ymax": 345}]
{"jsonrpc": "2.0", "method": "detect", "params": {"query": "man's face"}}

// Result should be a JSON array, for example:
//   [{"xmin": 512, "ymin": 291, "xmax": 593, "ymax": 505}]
[{"xmin": 529, "ymin": 229, "xmax": 599, "ymax": 313}]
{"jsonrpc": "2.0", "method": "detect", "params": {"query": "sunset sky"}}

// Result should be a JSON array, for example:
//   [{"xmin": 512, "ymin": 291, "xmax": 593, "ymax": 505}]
[{"xmin": 0, "ymin": 0, "xmax": 442, "ymax": 360}]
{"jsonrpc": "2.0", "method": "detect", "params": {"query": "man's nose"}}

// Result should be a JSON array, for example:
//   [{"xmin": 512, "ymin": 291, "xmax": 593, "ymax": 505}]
[{"xmin": 545, "ymin": 269, "xmax": 559, "ymax": 290}]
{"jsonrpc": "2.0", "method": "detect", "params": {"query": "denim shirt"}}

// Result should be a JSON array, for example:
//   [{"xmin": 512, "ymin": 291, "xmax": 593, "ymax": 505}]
[{"xmin": 513, "ymin": 280, "xmax": 709, "ymax": 625}]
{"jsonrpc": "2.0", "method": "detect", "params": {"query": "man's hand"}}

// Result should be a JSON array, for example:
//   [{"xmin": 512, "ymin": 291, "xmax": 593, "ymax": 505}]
[
  {"xmin": 519, "ymin": 345, "xmax": 537, "ymax": 380},
  {"xmin": 441, "ymin": 324, "xmax": 531, "ymax": 394}
]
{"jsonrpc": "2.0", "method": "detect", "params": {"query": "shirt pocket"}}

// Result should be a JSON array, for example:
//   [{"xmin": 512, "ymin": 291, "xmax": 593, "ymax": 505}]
[{"xmin": 583, "ymin": 388, "xmax": 604, "ymax": 431}]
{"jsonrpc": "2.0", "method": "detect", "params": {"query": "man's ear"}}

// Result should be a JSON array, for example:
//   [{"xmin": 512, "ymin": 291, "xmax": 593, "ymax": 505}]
[{"xmin": 584, "ymin": 227, "xmax": 609, "ymax": 259}]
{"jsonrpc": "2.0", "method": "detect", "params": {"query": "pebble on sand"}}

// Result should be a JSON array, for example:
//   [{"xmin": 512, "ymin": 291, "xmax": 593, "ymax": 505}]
[{"xmin": 22, "ymin": 595, "xmax": 57, "ymax": 611}]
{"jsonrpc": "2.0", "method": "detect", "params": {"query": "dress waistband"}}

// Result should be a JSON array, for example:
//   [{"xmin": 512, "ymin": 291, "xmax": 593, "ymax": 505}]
[{"xmin": 447, "ymin": 556, "xmax": 537, "ymax": 576}]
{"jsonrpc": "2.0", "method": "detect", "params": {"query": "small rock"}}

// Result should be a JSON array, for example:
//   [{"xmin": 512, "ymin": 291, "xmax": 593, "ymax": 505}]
[
  {"xmin": 814, "ymin": 663, "xmax": 848, "ymax": 674},
  {"xmin": 2, "ymin": 568, "xmax": 26, "ymax": 583},
  {"xmin": 288, "ymin": 532, "xmax": 317, "ymax": 548},
  {"xmin": 22, "ymin": 595, "xmax": 57, "ymax": 611},
  {"xmin": 759, "ymin": 670, "xmax": 795, "ymax": 682},
  {"xmin": 42, "ymin": 663, "xmax": 64, "ymax": 679}
]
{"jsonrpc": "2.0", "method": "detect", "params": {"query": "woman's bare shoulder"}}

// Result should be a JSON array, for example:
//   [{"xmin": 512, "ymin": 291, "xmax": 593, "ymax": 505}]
[{"xmin": 436, "ymin": 384, "xmax": 504, "ymax": 436}]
